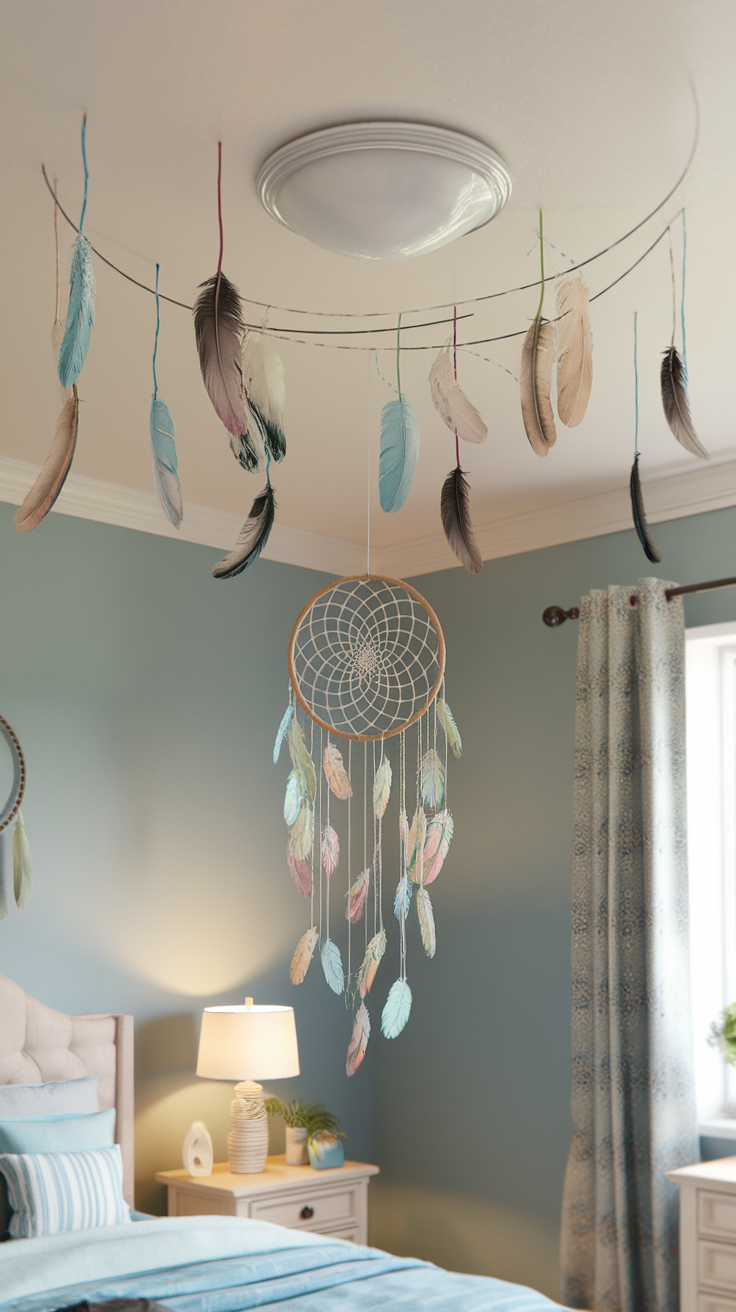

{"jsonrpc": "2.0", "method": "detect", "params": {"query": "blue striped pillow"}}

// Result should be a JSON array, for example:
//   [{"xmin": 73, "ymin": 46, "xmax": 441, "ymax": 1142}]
[{"xmin": 0, "ymin": 1145, "xmax": 130, "ymax": 1238}]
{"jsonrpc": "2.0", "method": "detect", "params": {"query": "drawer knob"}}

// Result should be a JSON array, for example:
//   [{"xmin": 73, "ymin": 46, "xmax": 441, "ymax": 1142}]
[{"xmin": 300, "ymin": 1205, "xmax": 314, "ymax": 1220}]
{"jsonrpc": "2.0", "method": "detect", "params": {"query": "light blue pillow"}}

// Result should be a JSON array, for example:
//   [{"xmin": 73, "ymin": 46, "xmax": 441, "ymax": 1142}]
[
  {"xmin": 0, "ymin": 1078, "xmax": 99, "ymax": 1118},
  {"xmin": 0, "ymin": 1145, "xmax": 130, "ymax": 1238},
  {"xmin": 0, "ymin": 1108, "xmax": 115, "ymax": 1156}
]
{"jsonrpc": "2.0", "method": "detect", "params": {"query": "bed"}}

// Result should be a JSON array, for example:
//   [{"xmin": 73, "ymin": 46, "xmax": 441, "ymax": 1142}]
[{"xmin": 0, "ymin": 976, "xmax": 571, "ymax": 1312}]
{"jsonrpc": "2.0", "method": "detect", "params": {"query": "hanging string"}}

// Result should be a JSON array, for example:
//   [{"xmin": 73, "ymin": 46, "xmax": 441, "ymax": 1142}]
[
  {"xmin": 78, "ymin": 116, "xmax": 89, "ymax": 237},
  {"xmin": 399, "ymin": 729, "xmax": 407, "ymax": 983},
  {"xmin": 634, "ymin": 311, "xmax": 639, "ymax": 456},
  {"xmin": 152, "ymin": 264, "xmax": 161, "ymax": 400},
  {"xmin": 347, "ymin": 741, "xmax": 352, "ymax": 985},
  {"xmin": 396, "ymin": 313, "xmax": 403, "ymax": 396},
  {"xmin": 668, "ymin": 227, "xmax": 677, "ymax": 349},
  {"xmin": 681, "ymin": 209, "xmax": 689, "ymax": 381},
  {"xmin": 318, "ymin": 727, "xmax": 323, "ymax": 944},
  {"xmin": 366, "ymin": 353, "xmax": 371, "ymax": 574},
  {"xmin": 453, "ymin": 306, "xmax": 460, "ymax": 469},
  {"xmin": 216, "ymin": 142, "xmax": 224, "ymax": 279},
  {"xmin": 363, "ymin": 742, "xmax": 369, "ymax": 950},
  {"xmin": 53, "ymin": 178, "xmax": 61, "ymax": 324}
]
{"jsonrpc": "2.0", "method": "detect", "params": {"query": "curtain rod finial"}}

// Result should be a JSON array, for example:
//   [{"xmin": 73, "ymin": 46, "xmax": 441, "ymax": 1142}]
[{"xmin": 543, "ymin": 606, "xmax": 579, "ymax": 627}]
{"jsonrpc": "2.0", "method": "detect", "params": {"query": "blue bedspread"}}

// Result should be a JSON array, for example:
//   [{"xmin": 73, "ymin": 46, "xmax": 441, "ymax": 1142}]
[{"xmin": 0, "ymin": 1215, "xmax": 568, "ymax": 1312}]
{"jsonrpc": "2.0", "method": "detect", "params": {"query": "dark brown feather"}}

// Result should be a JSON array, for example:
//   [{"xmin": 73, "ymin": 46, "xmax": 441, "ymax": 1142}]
[
  {"xmin": 660, "ymin": 347, "xmax": 708, "ymax": 458},
  {"xmin": 212, "ymin": 484, "xmax": 275, "ymax": 579},
  {"xmin": 630, "ymin": 454, "xmax": 662, "ymax": 564},
  {"xmin": 15, "ymin": 386, "xmax": 79, "ymax": 531},
  {"xmin": 193, "ymin": 273, "xmax": 256, "ymax": 467},
  {"xmin": 440, "ymin": 467, "xmax": 483, "ymax": 575}
]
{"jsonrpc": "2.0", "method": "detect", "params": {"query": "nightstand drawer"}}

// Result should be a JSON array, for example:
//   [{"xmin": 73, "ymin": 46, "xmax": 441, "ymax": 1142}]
[
  {"xmin": 701, "ymin": 1193, "xmax": 736, "ymax": 1241},
  {"xmin": 700, "ymin": 1295, "xmax": 736, "ymax": 1312},
  {"xmin": 174, "ymin": 1191, "xmax": 231, "ymax": 1217},
  {"xmin": 250, "ymin": 1185, "xmax": 356, "ymax": 1229},
  {"xmin": 700, "ymin": 1240, "xmax": 736, "ymax": 1290}
]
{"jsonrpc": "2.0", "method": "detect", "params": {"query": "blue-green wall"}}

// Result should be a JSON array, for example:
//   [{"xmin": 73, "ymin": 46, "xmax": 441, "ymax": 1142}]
[{"xmin": 3, "ymin": 497, "xmax": 736, "ymax": 1290}]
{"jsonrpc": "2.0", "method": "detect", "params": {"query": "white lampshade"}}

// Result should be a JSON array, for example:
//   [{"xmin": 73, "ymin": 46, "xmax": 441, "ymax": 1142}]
[{"xmin": 196, "ymin": 1002, "xmax": 300, "ymax": 1082}]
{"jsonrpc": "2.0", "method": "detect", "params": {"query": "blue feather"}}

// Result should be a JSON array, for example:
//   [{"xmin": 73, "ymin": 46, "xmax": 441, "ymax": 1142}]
[
  {"xmin": 150, "ymin": 397, "xmax": 183, "ymax": 528},
  {"xmin": 273, "ymin": 704, "xmax": 293, "ymax": 764},
  {"xmin": 379, "ymin": 398, "xmax": 420, "ymax": 513},
  {"xmin": 321, "ymin": 938, "xmax": 344, "ymax": 995},
  {"xmin": 394, "ymin": 873, "xmax": 413, "ymax": 920},
  {"xmin": 381, "ymin": 978, "xmax": 412, "ymax": 1039},
  {"xmin": 58, "ymin": 234, "xmax": 94, "ymax": 388}
]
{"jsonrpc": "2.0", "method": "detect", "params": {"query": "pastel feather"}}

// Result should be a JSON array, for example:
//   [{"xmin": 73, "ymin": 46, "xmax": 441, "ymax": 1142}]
[
  {"xmin": 379, "ymin": 398, "xmax": 420, "ymax": 513},
  {"xmin": 520, "ymin": 317, "xmax": 557, "ymax": 456},
  {"xmin": 357, "ymin": 929, "xmax": 386, "ymax": 998},
  {"xmin": 321, "ymin": 824, "xmax": 339, "ymax": 877},
  {"xmin": 289, "ymin": 715, "xmax": 316, "ymax": 803},
  {"xmin": 416, "ymin": 886, "xmax": 436, "ymax": 958},
  {"xmin": 273, "ymin": 704, "xmax": 293, "ymax": 763},
  {"xmin": 420, "ymin": 749, "xmax": 445, "ymax": 809},
  {"xmin": 429, "ymin": 347, "xmax": 488, "ymax": 443},
  {"xmin": 15, "ymin": 387, "xmax": 79, "ymax": 532},
  {"xmin": 321, "ymin": 938, "xmax": 344, "ymax": 995},
  {"xmin": 394, "ymin": 873, "xmax": 413, "ymax": 920},
  {"xmin": 555, "ymin": 275, "xmax": 593, "ymax": 428},
  {"xmin": 241, "ymin": 332, "xmax": 286, "ymax": 463},
  {"xmin": 422, "ymin": 808, "xmax": 454, "ymax": 885},
  {"xmin": 345, "ymin": 867, "xmax": 370, "ymax": 923},
  {"xmin": 289, "ymin": 799, "xmax": 313, "ymax": 860},
  {"xmin": 346, "ymin": 1002, "xmax": 370, "ymax": 1077},
  {"xmin": 283, "ymin": 771, "xmax": 302, "ymax": 826},
  {"xmin": 289, "ymin": 926, "xmax": 318, "ymax": 985},
  {"xmin": 286, "ymin": 836, "xmax": 312, "ymax": 897},
  {"xmin": 437, "ymin": 698, "xmax": 462, "ymax": 758},
  {"xmin": 323, "ymin": 742, "xmax": 352, "ymax": 800},
  {"xmin": 13, "ymin": 811, "xmax": 32, "ymax": 911},
  {"xmin": 373, "ymin": 756, "xmax": 392, "ymax": 820},
  {"xmin": 58, "ymin": 234, "xmax": 94, "ymax": 388},
  {"xmin": 381, "ymin": 978, "xmax": 412, "ymax": 1039},
  {"xmin": 407, "ymin": 808, "xmax": 427, "ymax": 883},
  {"xmin": 211, "ymin": 484, "xmax": 275, "ymax": 579},
  {"xmin": 149, "ymin": 397, "xmax": 183, "ymax": 529}
]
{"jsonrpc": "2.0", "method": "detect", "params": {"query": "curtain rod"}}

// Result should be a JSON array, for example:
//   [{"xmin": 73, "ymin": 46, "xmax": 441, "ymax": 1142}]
[{"xmin": 542, "ymin": 575, "xmax": 736, "ymax": 627}]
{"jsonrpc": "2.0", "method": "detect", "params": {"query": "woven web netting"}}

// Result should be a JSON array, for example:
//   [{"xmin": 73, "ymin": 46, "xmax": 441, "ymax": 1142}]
[{"xmin": 289, "ymin": 577, "xmax": 444, "ymax": 739}]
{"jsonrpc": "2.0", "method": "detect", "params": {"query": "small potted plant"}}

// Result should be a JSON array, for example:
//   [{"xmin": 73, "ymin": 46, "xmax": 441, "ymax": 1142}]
[
  {"xmin": 264, "ymin": 1098, "xmax": 345, "ymax": 1169},
  {"xmin": 709, "ymin": 1003, "xmax": 736, "ymax": 1065}
]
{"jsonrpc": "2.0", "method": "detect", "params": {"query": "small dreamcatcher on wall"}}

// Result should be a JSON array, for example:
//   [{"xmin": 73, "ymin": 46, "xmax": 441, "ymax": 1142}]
[{"xmin": 274, "ymin": 574, "xmax": 461, "ymax": 1075}]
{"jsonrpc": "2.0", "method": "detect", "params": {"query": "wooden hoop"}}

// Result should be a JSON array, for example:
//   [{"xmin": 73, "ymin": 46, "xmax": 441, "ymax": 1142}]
[
  {"xmin": 0, "ymin": 715, "xmax": 26, "ymax": 833},
  {"xmin": 287, "ymin": 574, "xmax": 446, "ymax": 741}
]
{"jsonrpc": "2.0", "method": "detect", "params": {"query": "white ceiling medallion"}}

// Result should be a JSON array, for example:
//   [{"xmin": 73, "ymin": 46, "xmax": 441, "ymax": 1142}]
[{"xmin": 257, "ymin": 122, "xmax": 513, "ymax": 261}]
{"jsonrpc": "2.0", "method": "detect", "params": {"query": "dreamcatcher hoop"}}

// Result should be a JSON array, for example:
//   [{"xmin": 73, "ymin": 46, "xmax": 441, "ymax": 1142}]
[
  {"xmin": 0, "ymin": 715, "xmax": 26, "ymax": 833},
  {"xmin": 287, "ymin": 574, "xmax": 446, "ymax": 741}
]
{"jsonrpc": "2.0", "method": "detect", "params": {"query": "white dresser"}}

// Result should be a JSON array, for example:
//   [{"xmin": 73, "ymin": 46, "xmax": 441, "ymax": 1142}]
[{"xmin": 668, "ymin": 1157, "xmax": 736, "ymax": 1312}]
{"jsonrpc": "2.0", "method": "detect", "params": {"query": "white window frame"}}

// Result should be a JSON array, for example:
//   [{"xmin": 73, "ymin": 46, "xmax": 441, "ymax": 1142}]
[{"xmin": 686, "ymin": 620, "xmax": 736, "ymax": 1138}]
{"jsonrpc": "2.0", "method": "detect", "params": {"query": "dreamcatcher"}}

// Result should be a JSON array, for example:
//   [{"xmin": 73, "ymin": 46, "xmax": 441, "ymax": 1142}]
[{"xmin": 274, "ymin": 574, "xmax": 461, "ymax": 1075}]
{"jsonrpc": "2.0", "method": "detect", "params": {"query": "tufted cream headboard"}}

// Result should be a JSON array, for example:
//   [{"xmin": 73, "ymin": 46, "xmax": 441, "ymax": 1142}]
[{"xmin": 0, "ymin": 975, "xmax": 134, "ymax": 1207}]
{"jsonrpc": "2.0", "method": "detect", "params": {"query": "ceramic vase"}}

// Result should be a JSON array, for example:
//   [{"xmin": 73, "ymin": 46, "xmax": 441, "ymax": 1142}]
[{"xmin": 285, "ymin": 1125, "xmax": 309, "ymax": 1166}]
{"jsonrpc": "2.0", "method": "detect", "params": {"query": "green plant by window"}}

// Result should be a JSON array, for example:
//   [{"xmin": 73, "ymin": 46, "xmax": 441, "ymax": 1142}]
[
  {"xmin": 709, "ymin": 1002, "xmax": 736, "ymax": 1065},
  {"xmin": 263, "ymin": 1098, "xmax": 345, "ymax": 1138}
]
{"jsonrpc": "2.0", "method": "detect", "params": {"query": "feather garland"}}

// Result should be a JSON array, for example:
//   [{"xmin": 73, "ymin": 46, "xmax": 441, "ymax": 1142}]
[
  {"xmin": 630, "ymin": 454, "xmax": 662, "ymax": 564},
  {"xmin": 437, "ymin": 698, "xmax": 462, "ymax": 759},
  {"xmin": 520, "ymin": 317, "xmax": 557, "ymax": 456},
  {"xmin": 286, "ymin": 836, "xmax": 312, "ymax": 897},
  {"xmin": 283, "ymin": 770, "xmax": 303, "ymax": 826},
  {"xmin": 58, "ymin": 234, "xmax": 95, "ymax": 388},
  {"xmin": 379, "ymin": 398, "xmax": 420, "ymax": 513},
  {"xmin": 242, "ymin": 332, "xmax": 286, "ymax": 463},
  {"xmin": 346, "ymin": 1002, "xmax": 370, "ymax": 1076},
  {"xmin": 15, "ymin": 387, "xmax": 79, "ymax": 532},
  {"xmin": 273, "ymin": 705, "xmax": 293, "ymax": 763},
  {"xmin": 321, "ymin": 824, "xmax": 339, "ymax": 877},
  {"xmin": 373, "ymin": 756, "xmax": 392, "ymax": 819},
  {"xmin": 193, "ymin": 273, "xmax": 252, "ymax": 452},
  {"xmin": 420, "ymin": 749, "xmax": 445, "ymax": 809},
  {"xmin": 381, "ymin": 978, "xmax": 412, "ymax": 1039},
  {"xmin": 422, "ymin": 808, "xmax": 454, "ymax": 885},
  {"xmin": 323, "ymin": 742, "xmax": 353, "ymax": 800},
  {"xmin": 289, "ymin": 926, "xmax": 318, "ymax": 985},
  {"xmin": 321, "ymin": 937, "xmax": 344, "ymax": 995},
  {"xmin": 150, "ymin": 397, "xmax": 183, "ymax": 529},
  {"xmin": 358, "ymin": 929, "xmax": 387, "ymax": 998},
  {"xmin": 13, "ymin": 811, "xmax": 32, "ymax": 911},
  {"xmin": 416, "ymin": 886, "xmax": 436, "ymax": 958},
  {"xmin": 211, "ymin": 484, "xmax": 275, "ymax": 579},
  {"xmin": 555, "ymin": 275, "xmax": 593, "ymax": 428},
  {"xmin": 289, "ymin": 716, "xmax": 316, "ymax": 803},
  {"xmin": 407, "ymin": 807, "xmax": 427, "ymax": 883},
  {"xmin": 660, "ymin": 347, "xmax": 708, "ymax": 459},
  {"xmin": 394, "ymin": 873, "xmax": 413, "ymax": 920},
  {"xmin": 429, "ymin": 347, "xmax": 488, "ymax": 444},
  {"xmin": 289, "ymin": 799, "xmax": 313, "ymax": 861},
  {"xmin": 345, "ymin": 867, "xmax": 370, "ymax": 923},
  {"xmin": 440, "ymin": 467, "xmax": 483, "ymax": 575}
]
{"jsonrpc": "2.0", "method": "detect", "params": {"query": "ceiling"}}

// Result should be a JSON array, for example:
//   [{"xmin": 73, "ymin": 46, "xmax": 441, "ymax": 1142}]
[{"xmin": 1, "ymin": 0, "xmax": 734, "ymax": 575}]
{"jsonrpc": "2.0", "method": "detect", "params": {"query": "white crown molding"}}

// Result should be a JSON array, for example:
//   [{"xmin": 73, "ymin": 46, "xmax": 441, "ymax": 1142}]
[{"xmin": 2, "ymin": 453, "xmax": 736, "ymax": 579}]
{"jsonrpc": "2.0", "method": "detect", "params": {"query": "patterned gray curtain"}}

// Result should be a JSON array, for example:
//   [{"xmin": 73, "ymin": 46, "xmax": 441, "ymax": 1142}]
[{"xmin": 560, "ymin": 579, "xmax": 699, "ymax": 1312}]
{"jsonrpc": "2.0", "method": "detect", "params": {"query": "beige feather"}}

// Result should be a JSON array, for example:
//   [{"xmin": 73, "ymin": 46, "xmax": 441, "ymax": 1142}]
[
  {"xmin": 416, "ymin": 886, "xmax": 436, "ymax": 957},
  {"xmin": 373, "ymin": 756, "xmax": 392, "ymax": 819},
  {"xmin": 407, "ymin": 807, "xmax": 427, "ymax": 884},
  {"xmin": 289, "ymin": 799, "xmax": 313, "ymax": 861},
  {"xmin": 323, "ymin": 742, "xmax": 353, "ymax": 800},
  {"xmin": 15, "ymin": 387, "xmax": 79, "ymax": 532},
  {"xmin": 357, "ymin": 929, "xmax": 386, "ymax": 998},
  {"xmin": 429, "ymin": 348, "xmax": 488, "ymax": 444},
  {"xmin": 555, "ymin": 275, "xmax": 593, "ymax": 427},
  {"xmin": 289, "ymin": 926, "xmax": 318, "ymax": 985},
  {"xmin": 288, "ymin": 716, "xmax": 316, "ymax": 804},
  {"xmin": 346, "ymin": 1002, "xmax": 370, "ymax": 1077},
  {"xmin": 520, "ymin": 318, "xmax": 557, "ymax": 456}
]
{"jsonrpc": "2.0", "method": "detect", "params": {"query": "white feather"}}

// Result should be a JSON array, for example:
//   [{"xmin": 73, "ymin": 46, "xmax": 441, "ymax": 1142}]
[{"xmin": 429, "ymin": 348, "xmax": 488, "ymax": 444}]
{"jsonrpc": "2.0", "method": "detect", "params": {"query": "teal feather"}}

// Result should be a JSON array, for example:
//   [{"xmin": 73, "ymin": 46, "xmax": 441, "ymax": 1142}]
[
  {"xmin": 381, "ymin": 978, "xmax": 412, "ymax": 1039},
  {"xmin": 420, "ymin": 749, "xmax": 445, "ymax": 809},
  {"xmin": 283, "ymin": 770, "xmax": 302, "ymax": 825},
  {"xmin": 379, "ymin": 398, "xmax": 420, "ymax": 513},
  {"xmin": 273, "ymin": 705, "xmax": 293, "ymax": 763},
  {"xmin": 394, "ymin": 873, "xmax": 413, "ymax": 920},
  {"xmin": 58, "ymin": 234, "xmax": 94, "ymax": 388},
  {"xmin": 150, "ymin": 398, "xmax": 183, "ymax": 528},
  {"xmin": 321, "ymin": 938, "xmax": 344, "ymax": 995}
]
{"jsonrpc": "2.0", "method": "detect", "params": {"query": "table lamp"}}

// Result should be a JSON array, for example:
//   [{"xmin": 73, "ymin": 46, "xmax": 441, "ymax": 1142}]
[{"xmin": 196, "ymin": 997, "xmax": 300, "ymax": 1174}]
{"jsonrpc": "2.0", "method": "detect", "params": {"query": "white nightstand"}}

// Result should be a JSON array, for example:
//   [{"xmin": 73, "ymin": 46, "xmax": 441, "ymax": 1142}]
[
  {"xmin": 155, "ymin": 1156, "xmax": 379, "ymax": 1245},
  {"xmin": 668, "ymin": 1156, "xmax": 736, "ymax": 1312}
]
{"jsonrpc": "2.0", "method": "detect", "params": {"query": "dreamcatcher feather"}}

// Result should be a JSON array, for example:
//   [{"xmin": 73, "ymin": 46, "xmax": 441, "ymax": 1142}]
[
  {"xmin": 273, "ymin": 704, "xmax": 293, "ymax": 763},
  {"xmin": 346, "ymin": 868, "xmax": 370, "ymax": 923},
  {"xmin": 416, "ymin": 887, "xmax": 436, "ymax": 958},
  {"xmin": 13, "ymin": 812, "xmax": 33, "ymax": 911},
  {"xmin": 290, "ymin": 927, "xmax": 318, "ymax": 985},
  {"xmin": 346, "ymin": 1003, "xmax": 370, "ymax": 1076},
  {"xmin": 283, "ymin": 771, "xmax": 302, "ymax": 825},
  {"xmin": 422, "ymin": 809, "xmax": 454, "ymax": 884},
  {"xmin": 358, "ymin": 930, "xmax": 386, "ymax": 998},
  {"xmin": 321, "ymin": 825, "xmax": 339, "ymax": 876},
  {"xmin": 321, "ymin": 938, "xmax": 344, "ymax": 994},
  {"xmin": 324, "ymin": 742, "xmax": 352, "ymax": 799},
  {"xmin": 437, "ymin": 699, "xmax": 462, "ymax": 758}
]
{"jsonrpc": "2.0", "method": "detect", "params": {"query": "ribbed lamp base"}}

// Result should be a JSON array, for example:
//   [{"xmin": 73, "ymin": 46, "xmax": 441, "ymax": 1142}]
[{"xmin": 228, "ymin": 1081, "xmax": 269, "ymax": 1174}]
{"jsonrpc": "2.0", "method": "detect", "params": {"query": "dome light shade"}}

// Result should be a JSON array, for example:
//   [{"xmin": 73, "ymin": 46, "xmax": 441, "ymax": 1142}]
[{"xmin": 257, "ymin": 122, "xmax": 513, "ymax": 260}]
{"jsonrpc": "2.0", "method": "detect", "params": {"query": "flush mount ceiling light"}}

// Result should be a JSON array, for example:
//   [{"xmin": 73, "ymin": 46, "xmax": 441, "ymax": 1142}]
[{"xmin": 257, "ymin": 122, "xmax": 513, "ymax": 261}]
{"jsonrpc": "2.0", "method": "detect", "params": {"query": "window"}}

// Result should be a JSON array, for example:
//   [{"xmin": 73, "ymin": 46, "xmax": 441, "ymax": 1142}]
[{"xmin": 686, "ymin": 621, "xmax": 736, "ymax": 1137}]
